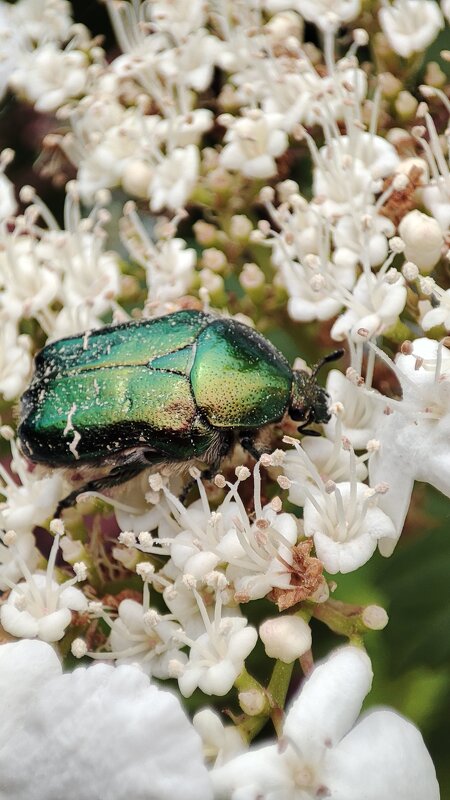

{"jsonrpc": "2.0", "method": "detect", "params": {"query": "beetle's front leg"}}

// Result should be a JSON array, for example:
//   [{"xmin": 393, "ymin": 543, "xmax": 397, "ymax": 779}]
[
  {"xmin": 239, "ymin": 434, "xmax": 272, "ymax": 462},
  {"xmin": 55, "ymin": 459, "xmax": 154, "ymax": 517}
]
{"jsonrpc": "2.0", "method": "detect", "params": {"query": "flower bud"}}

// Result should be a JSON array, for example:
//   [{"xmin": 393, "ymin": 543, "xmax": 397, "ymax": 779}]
[
  {"xmin": 202, "ymin": 248, "xmax": 227, "ymax": 272},
  {"xmin": 230, "ymin": 214, "xmax": 252, "ymax": 240},
  {"xmin": 398, "ymin": 210, "xmax": 443, "ymax": 273},
  {"xmin": 362, "ymin": 605, "xmax": 389, "ymax": 630},
  {"xmin": 121, "ymin": 160, "xmax": 152, "ymax": 199},
  {"xmin": 193, "ymin": 220, "xmax": 217, "ymax": 246},
  {"xmin": 259, "ymin": 616, "xmax": 312, "ymax": 663},
  {"xmin": 238, "ymin": 689, "xmax": 266, "ymax": 716},
  {"xmin": 395, "ymin": 91, "xmax": 418, "ymax": 121}
]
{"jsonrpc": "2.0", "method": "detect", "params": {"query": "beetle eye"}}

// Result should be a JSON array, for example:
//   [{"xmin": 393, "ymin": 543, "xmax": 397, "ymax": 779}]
[{"xmin": 290, "ymin": 407, "xmax": 307, "ymax": 421}]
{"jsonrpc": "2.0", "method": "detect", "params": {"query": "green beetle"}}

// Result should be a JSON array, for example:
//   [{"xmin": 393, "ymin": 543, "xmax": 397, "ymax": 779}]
[{"xmin": 19, "ymin": 310, "xmax": 341, "ymax": 515}]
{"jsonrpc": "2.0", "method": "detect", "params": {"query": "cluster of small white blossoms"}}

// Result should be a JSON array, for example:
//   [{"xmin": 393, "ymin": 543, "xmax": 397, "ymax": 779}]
[{"xmin": 0, "ymin": 0, "xmax": 448, "ymax": 797}]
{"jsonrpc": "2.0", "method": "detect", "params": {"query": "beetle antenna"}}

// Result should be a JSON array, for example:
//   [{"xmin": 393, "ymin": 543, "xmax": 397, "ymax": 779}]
[{"xmin": 311, "ymin": 349, "xmax": 344, "ymax": 379}]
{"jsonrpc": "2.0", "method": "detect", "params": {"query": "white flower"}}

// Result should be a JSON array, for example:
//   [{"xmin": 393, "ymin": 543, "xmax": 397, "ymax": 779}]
[
  {"xmin": 259, "ymin": 615, "xmax": 312, "ymax": 662},
  {"xmin": 220, "ymin": 505, "xmax": 298, "ymax": 602},
  {"xmin": 0, "ymin": 639, "xmax": 213, "ymax": 800},
  {"xmin": 121, "ymin": 206, "xmax": 196, "ymax": 302},
  {"xmin": 398, "ymin": 210, "xmax": 443, "ymax": 273},
  {"xmin": 443, "ymin": 0, "xmax": 450, "ymax": 23},
  {"xmin": 158, "ymin": 29, "xmax": 221, "ymax": 92},
  {"xmin": 145, "ymin": 464, "xmax": 298, "ymax": 604},
  {"xmin": 0, "ymin": 232, "xmax": 61, "ymax": 322},
  {"xmin": 331, "ymin": 270, "xmax": 407, "ymax": 342},
  {"xmin": 10, "ymin": 44, "xmax": 88, "ymax": 113},
  {"xmin": 0, "ymin": 319, "xmax": 32, "ymax": 401},
  {"xmin": 266, "ymin": 189, "xmax": 320, "ymax": 264},
  {"xmin": 58, "ymin": 239, "xmax": 121, "ymax": 323},
  {"xmin": 63, "ymin": 99, "xmax": 146, "ymax": 201},
  {"xmin": 1, "ymin": 465, "xmax": 65, "ymax": 546},
  {"xmin": 312, "ymin": 133, "xmax": 400, "ymax": 219},
  {"xmin": 12, "ymin": 0, "xmax": 73, "ymax": 45},
  {"xmin": 293, "ymin": 0, "xmax": 361, "ymax": 26},
  {"xmin": 422, "ymin": 287, "xmax": 450, "ymax": 331},
  {"xmin": 261, "ymin": 54, "xmax": 367, "ymax": 131},
  {"xmin": 323, "ymin": 369, "xmax": 384, "ymax": 449},
  {"xmin": 150, "ymin": 145, "xmax": 199, "ymax": 212},
  {"xmin": 284, "ymin": 434, "xmax": 368, "ymax": 507},
  {"xmin": 0, "ymin": 530, "xmax": 87, "ymax": 642},
  {"xmin": 303, "ymin": 480, "xmax": 396, "ymax": 573},
  {"xmin": 220, "ymin": 111, "xmax": 288, "ymax": 179},
  {"xmin": 285, "ymin": 435, "xmax": 396, "ymax": 573},
  {"xmin": 164, "ymin": 575, "xmax": 235, "ymax": 640},
  {"xmin": 1, "ymin": 572, "xmax": 86, "ymax": 642},
  {"xmin": 157, "ymin": 109, "xmax": 214, "ymax": 148},
  {"xmin": 108, "ymin": 598, "xmax": 188, "ymax": 678},
  {"xmin": 211, "ymin": 646, "xmax": 439, "ymax": 800},
  {"xmin": 2, "ymin": 185, "xmax": 122, "ymax": 339},
  {"xmin": 0, "ymin": 149, "xmax": 17, "ymax": 220},
  {"xmin": 177, "ymin": 610, "xmax": 258, "ymax": 698},
  {"xmin": 0, "ymin": 434, "xmax": 65, "ymax": 534},
  {"xmin": 150, "ymin": 0, "xmax": 207, "ymax": 37},
  {"xmin": 333, "ymin": 212, "xmax": 395, "ymax": 268},
  {"xmin": 379, "ymin": 0, "xmax": 444, "ymax": 58},
  {"xmin": 369, "ymin": 337, "xmax": 450, "ymax": 546},
  {"xmin": 286, "ymin": 253, "xmax": 355, "ymax": 324},
  {"xmin": 145, "ymin": 239, "xmax": 197, "ymax": 302},
  {"xmin": 0, "ymin": 171, "xmax": 15, "ymax": 219},
  {"xmin": 0, "ymin": 4, "xmax": 21, "ymax": 100},
  {"xmin": 193, "ymin": 708, "xmax": 245, "ymax": 767},
  {"xmin": 262, "ymin": 197, "xmax": 356, "ymax": 324},
  {"xmin": 0, "ymin": 530, "xmax": 39, "ymax": 592},
  {"xmin": 415, "ymin": 113, "xmax": 450, "ymax": 231}
]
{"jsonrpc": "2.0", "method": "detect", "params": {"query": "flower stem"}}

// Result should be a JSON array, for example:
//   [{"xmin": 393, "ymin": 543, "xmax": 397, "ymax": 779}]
[
  {"xmin": 305, "ymin": 598, "xmax": 372, "ymax": 643},
  {"xmin": 235, "ymin": 659, "xmax": 294, "ymax": 743}
]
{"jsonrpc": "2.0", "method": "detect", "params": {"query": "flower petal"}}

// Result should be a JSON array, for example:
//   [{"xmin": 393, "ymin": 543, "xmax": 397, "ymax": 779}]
[
  {"xmin": 0, "ymin": 658, "xmax": 213, "ymax": 800},
  {"xmin": 323, "ymin": 708, "xmax": 440, "ymax": 800},
  {"xmin": 283, "ymin": 646, "xmax": 372, "ymax": 758},
  {"xmin": 0, "ymin": 639, "xmax": 61, "ymax": 739}
]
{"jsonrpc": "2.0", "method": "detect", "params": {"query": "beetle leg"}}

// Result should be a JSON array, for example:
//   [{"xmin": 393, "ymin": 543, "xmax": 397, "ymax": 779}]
[
  {"xmin": 239, "ymin": 435, "xmax": 272, "ymax": 462},
  {"xmin": 55, "ymin": 461, "xmax": 150, "ymax": 517}
]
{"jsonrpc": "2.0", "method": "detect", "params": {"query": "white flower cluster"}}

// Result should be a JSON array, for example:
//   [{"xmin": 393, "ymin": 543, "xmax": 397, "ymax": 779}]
[{"xmin": 0, "ymin": 0, "xmax": 448, "ymax": 797}]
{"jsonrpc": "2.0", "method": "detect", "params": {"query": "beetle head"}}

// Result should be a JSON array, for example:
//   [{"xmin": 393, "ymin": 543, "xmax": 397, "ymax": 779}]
[{"xmin": 289, "ymin": 350, "xmax": 344, "ymax": 436}]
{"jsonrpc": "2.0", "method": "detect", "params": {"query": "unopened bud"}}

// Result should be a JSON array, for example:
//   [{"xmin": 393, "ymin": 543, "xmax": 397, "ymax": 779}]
[
  {"xmin": 238, "ymin": 689, "xmax": 266, "ymax": 716},
  {"xmin": 395, "ymin": 90, "xmax": 418, "ymax": 120},
  {"xmin": 362, "ymin": 604, "xmax": 389, "ymax": 630},
  {"xmin": 230, "ymin": 214, "xmax": 252, "ymax": 240},
  {"xmin": 202, "ymin": 248, "xmax": 227, "ymax": 272},
  {"xmin": 259, "ymin": 616, "xmax": 312, "ymax": 663},
  {"xmin": 399, "ymin": 210, "xmax": 443, "ymax": 273},
  {"xmin": 193, "ymin": 220, "xmax": 217, "ymax": 246}
]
